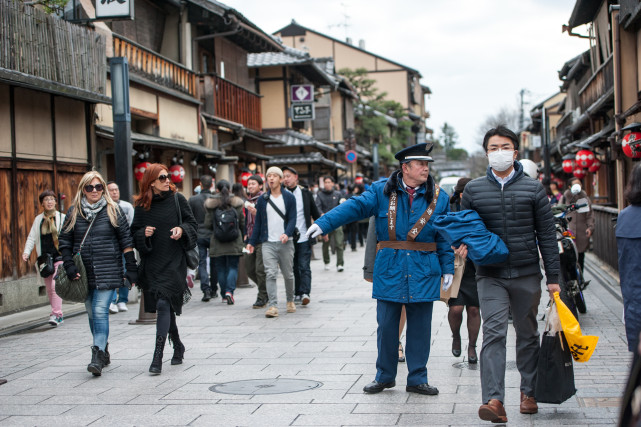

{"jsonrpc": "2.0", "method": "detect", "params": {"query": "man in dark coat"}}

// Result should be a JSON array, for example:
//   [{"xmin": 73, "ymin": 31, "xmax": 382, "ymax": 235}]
[
  {"xmin": 282, "ymin": 166, "xmax": 321, "ymax": 305},
  {"xmin": 315, "ymin": 175, "xmax": 345, "ymax": 271},
  {"xmin": 457, "ymin": 125, "xmax": 560, "ymax": 423},
  {"xmin": 188, "ymin": 175, "xmax": 218, "ymax": 301}
]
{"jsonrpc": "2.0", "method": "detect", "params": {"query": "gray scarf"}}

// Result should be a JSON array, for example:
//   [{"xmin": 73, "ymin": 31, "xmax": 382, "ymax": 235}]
[{"xmin": 81, "ymin": 196, "xmax": 107, "ymax": 221}]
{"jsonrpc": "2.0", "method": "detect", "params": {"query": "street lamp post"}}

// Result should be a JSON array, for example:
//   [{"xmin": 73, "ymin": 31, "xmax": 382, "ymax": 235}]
[{"xmin": 110, "ymin": 57, "xmax": 133, "ymax": 203}]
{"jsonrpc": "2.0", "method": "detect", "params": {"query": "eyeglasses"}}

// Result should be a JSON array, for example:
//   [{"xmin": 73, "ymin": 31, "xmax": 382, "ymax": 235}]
[
  {"xmin": 157, "ymin": 174, "xmax": 169, "ymax": 182},
  {"xmin": 84, "ymin": 184, "xmax": 104, "ymax": 193}
]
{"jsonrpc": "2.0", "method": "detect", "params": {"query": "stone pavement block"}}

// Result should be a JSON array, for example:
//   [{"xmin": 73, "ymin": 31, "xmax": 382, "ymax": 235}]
[
  {"xmin": 159, "ymin": 403, "xmax": 260, "ymax": 416},
  {"xmin": 96, "ymin": 413, "xmax": 197, "ymax": 426},
  {"xmin": 0, "ymin": 415, "xmax": 101, "ymax": 426},
  {"xmin": 354, "ymin": 402, "xmax": 454, "ymax": 414},
  {"xmin": 0, "ymin": 395, "xmax": 50, "ymax": 405},
  {"xmin": 252, "ymin": 402, "xmax": 357, "ymax": 416},
  {"xmin": 294, "ymin": 413, "xmax": 400, "ymax": 425},
  {"xmin": 399, "ymin": 413, "xmax": 490, "ymax": 425},
  {"xmin": 191, "ymin": 413, "xmax": 297, "ymax": 426},
  {"xmin": 0, "ymin": 404, "xmax": 75, "ymax": 416},
  {"xmin": 63, "ymin": 403, "xmax": 163, "ymax": 417}
]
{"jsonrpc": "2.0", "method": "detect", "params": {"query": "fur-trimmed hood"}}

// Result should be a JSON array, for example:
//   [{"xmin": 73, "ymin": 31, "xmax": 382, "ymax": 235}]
[
  {"xmin": 204, "ymin": 195, "xmax": 244, "ymax": 210},
  {"xmin": 383, "ymin": 169, "xmax": 435, "ymax": 200}
]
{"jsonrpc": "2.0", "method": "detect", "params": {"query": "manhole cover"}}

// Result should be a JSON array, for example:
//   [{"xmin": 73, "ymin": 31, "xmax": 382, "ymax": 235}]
[
  {"xmin": 209, "ymin": 378, "xmax": 323, "ymax": 395},
  {"xmin": 453, "ymin": 361, "xmax": 517, "ymax": 370}
]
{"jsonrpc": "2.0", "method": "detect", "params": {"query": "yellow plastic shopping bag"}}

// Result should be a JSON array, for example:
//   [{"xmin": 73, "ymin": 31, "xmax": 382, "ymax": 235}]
[{"xmin": 553, "ymin": 292, "xmax": 599, "ymax": 362}]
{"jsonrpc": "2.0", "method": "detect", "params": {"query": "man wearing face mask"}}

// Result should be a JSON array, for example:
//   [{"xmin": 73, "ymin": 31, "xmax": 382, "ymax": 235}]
[
  {"xmin": 559, "ymin": 177, "xmax": 594, "ymax": 271},
  {"xmin": 454, "ymin": 125, "xmax": 560, "ymax": 423}
]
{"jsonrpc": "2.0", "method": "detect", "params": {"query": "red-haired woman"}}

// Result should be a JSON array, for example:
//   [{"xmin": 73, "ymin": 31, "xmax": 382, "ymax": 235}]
[{"xmin": 130, "ymin": 163, "xmax": 198, "ymax": 375}]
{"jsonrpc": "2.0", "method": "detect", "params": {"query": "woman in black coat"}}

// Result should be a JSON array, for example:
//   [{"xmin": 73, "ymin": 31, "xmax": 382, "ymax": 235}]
[
  {"xmin": 58, "ymin": 171, "xmax": 136, "ymax": 377},
  {"xmin": 131, "ymin": 163, "xmax": 197, "ymax": 375}
]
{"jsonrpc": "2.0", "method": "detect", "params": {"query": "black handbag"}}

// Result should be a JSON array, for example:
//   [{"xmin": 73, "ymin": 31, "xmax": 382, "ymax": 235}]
[
  {"xmin": 37, "ymin": 253, "xmax": 55, "ymax": 278},
  {"xmin": 54, "ymin": 215, "xmax": 97, "ymax": 303},
  {"xmin": 534, "ymin": 329, "xmax": 577, "ymax": 404},
  {"xmin": 265, "ymin": 195, "xmax": 299, "ymax": 242},
  {"xmin": 174, "ymin": 194, "xmax": 199, "ymax": 270}
]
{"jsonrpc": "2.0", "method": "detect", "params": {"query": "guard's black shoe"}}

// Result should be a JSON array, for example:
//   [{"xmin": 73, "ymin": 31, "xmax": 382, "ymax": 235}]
[
  {"xmin": 363, "ymin": 380, "xmax": 395, "ymax": 394},
  {"xmin": 406, "ymin": 383, "xmax": 439, "ymax": 395},
  {"xmin": 201, "ymin": 289, "xmax": 212, "ymax": 302},
  {"xmin": 252, "ymin": 298, "xmax": 267, "ymax": 309}
]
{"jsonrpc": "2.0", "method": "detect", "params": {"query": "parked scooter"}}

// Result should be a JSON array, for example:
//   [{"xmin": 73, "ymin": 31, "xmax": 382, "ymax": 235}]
[{"xmin": 552, "ymin": 200, "xmax": 591, "ymax": 318}]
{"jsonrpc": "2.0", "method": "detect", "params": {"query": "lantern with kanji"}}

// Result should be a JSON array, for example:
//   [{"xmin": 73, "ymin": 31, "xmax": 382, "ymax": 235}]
[
  {"xmin": 575, "ymin": 149, "xmax": 595, "ymax": 169},
  {"xmin": 622, "ymin": 132, "xmax": 641, "ymax": 158},
  {"xmin": 573, "ymin": 168, "xmax": 586, "ymax": 179},
  {"xmin": 134, "ymin": 162, "xmax": 151, "ymax": 181},
  {"xmin": 588, "ymin": 158, "xmax": 601, "ymax": 173},
  {"xmin": 240, "ymin": 171, "xmax": 252, "ymax": 187},
  {"xmin": 562, "ymin": 158, "xmax": 576, "ymax": 173},
  {"xmin": 169, "ymin": 164, "xmax": 185, "ymax": 183}
]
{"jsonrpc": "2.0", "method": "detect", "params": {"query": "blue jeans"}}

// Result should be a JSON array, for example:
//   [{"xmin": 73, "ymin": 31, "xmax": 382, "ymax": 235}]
[
  {"xmin": 197, "ymin": 238, "xmax": 218, "ymax": 295},
  {"xmin": 85, "ymin": 289, "xmax": 113, "ymax": 351},
  {"xmin": 111, "ymin": 287, "xmax": 129, "ymax": 304},
  {"xmin": 214, "ymin": 255, "xmax": 239, "ymax": 296},
  {"xmin": 294, "ymin": 240, "xmax": 312, "ymax": 295}
]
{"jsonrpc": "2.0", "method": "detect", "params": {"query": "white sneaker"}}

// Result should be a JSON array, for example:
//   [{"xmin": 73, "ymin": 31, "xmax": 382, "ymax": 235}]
[
  {"xmin": 301, "ymin": 294, "xmax": 310, "ymax": 305},
  {"xmin": 117, "ymin": 302, "xmax": 128, "ymax": 312},
  {"xmin": 48, "ymin": 315, "xmax": 58, "ymax": 327},
  {"xmin": 109, "ymin": 303, "xmax": 118, "ymax": 314},
  {"xmin": 324, "ymin": 264, "xmax": 330, "ymax": 270},
  {"xmin": 337, "ymin": 265, "xmax": 344, "ymax": 272}
]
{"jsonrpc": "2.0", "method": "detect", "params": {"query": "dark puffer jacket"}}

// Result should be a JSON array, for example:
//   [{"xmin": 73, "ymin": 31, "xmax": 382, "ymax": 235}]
[
  {"xmin": 59, "ymin": 205, "xmax": 133, "ymax": 290},
  {"xmin": 461, "ymin": 161, "xmax": 559, "ymax": 284}
]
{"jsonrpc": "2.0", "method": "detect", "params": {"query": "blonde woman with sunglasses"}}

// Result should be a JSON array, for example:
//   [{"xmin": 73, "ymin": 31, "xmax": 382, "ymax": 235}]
[{"xmin": 58, "ymin": 171, "xmax": 136, "ymax": 377}]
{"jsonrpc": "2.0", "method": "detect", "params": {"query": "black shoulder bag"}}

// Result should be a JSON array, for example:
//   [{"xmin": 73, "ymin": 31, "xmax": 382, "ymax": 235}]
[
  {"xmin": 174, "ymin": 194, "xmax": 199, "ymax": 270},
  {"xmin": 265, "ymin": 194, "xmax": 300, "ymax": 243}
]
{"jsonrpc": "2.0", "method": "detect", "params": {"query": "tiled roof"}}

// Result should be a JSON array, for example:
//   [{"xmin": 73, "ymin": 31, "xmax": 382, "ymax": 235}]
[
  {"xmin": 266, "ymin": 130, "xmax": 337, "ymax": 153},
  {"xmin": 266, "ymin": 152, "xmax": 347, "ymax": 170}
]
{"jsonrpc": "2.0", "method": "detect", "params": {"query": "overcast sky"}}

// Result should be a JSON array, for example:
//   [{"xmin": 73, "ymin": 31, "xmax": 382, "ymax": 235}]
[{"xmin": 223, "ymin": 0, "xmax": 588, "ymax": 153}]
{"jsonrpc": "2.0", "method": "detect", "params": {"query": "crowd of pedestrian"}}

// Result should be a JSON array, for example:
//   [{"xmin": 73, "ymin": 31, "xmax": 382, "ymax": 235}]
[{"xmin": 20, "ymin": 124, "xmax": 641, "ymax": 425}]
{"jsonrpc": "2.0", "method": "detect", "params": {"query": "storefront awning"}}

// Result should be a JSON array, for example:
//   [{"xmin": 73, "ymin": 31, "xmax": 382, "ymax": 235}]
[{"xmin": 267, "ymin": 152, "xmax": 347, "ymax": 170}]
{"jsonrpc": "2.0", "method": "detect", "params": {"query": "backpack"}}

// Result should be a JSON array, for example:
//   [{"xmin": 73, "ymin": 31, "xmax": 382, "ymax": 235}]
[{"xmin": 213, "ymin": 207, "xmax": 239, "ymax": 243}]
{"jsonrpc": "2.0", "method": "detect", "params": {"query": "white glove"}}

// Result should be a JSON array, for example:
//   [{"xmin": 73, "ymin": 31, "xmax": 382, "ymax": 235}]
[
  {"xmin": 306, "ymin": 223, "xmax": 323, "ymax": 239},
  {"xmin": 442, "ymin": 274, "xmax": 454, "ymax": 292}
]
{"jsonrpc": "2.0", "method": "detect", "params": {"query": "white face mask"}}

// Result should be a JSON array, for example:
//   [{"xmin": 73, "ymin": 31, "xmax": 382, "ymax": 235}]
[
  {"xmin": 571, "ymin": 183, "xmax": 582, "ymax": 195},
  {"xmin": 488, "ymin": 150, "xmax": 515, "ymax": 172}
]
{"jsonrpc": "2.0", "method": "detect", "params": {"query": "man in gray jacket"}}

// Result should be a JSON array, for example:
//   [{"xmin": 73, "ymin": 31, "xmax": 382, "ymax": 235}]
[
  {"xmin": 457, "ymin": 126, "xmax": 560, "ymax": 423},
  {"xmin": 315, "ymin": 176, "xmax": 345, "ymax": 271}
]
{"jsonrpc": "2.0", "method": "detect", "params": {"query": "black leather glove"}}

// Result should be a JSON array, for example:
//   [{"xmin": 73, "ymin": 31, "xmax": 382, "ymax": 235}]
[
  {"xmin": 63, "ymin": 261, "xmax": 80, "ymax": 280},
  {"xmin": 124, "ymin": 251, "xmax": 138, "ymax": 285}
]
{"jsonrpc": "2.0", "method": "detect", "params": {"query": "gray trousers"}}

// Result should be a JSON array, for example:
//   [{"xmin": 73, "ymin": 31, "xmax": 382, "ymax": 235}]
[
  {"xmin": 477, "ymin": 273, "xmax": 542, "ymax": 403},
  {"xmin": 262, "ymin": 240, "xmax": 295, "ymax": 307}
]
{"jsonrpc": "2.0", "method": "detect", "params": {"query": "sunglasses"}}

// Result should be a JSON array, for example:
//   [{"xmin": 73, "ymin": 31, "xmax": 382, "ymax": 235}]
[
  {"xmin": 157, "ymin": 174, "xmax": 169, "ymax": 183},
  {"xmin": 84, "ymin": 183, "xmax": 104, "ymax": 193}
]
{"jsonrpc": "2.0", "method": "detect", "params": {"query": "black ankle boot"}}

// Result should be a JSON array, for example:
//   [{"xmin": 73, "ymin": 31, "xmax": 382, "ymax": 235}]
[
  {"xmin": 169, "ymin": 331, "xmax": 185, "ymax": 365},
  {"xmin": 87, "ymin": 346, "xmax": 105, "ymax": 376},
  {"xmin": 103, "ymin": 342, "xmax": 111, "ymax": 366},
  {"xmin": 149, "ymin": 335, "xmax": 166, "ymax": 375}
]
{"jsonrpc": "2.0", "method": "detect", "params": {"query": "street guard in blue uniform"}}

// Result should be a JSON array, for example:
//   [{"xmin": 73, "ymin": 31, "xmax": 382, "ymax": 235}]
[{"xmin": 307, "ymin": 143, "xmax": 454, "ymax": 395}]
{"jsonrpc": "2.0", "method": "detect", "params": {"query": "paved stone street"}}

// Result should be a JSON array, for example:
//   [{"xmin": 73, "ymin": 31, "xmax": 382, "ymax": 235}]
[{"xmin": 0, "ymin": 249, "xmax": 629, "ymax": 426}]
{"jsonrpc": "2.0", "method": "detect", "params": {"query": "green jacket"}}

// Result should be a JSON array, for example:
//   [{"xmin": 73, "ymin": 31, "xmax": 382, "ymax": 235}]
[{"xmin": 204, "ymin": 195, "xmax": 245, "ymax": 257}]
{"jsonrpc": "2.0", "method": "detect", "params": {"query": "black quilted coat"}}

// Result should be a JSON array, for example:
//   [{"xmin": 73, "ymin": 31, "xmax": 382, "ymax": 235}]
[
  {"xmin": 59, "ymin": 205, "xmax": 134, "ymax": 290},
  {"xmin": 461, "ymin": 161, "xmax": 559, "ymax": 284}
]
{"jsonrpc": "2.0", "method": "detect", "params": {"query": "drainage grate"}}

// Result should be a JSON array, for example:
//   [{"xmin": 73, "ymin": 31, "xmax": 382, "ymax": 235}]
[
  {"xmin": 453, "ymin": 360, "xmax": 517, "ymax": 370},
  {"xmin": 209, "ymin": 378, "xmax": 323, "ymax": 395}
]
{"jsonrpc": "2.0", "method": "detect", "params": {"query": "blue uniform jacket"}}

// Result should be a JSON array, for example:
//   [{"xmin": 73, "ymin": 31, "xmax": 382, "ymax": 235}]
[
  {"xmin": 314, "ymin": 171, "xmax": 454, "ymax": 303},
  {"xmin": 248, "ymin": 187, "xmax": 296, "ymax": 247}
]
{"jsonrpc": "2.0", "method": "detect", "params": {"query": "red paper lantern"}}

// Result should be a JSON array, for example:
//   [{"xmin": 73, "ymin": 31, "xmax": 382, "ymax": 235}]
[
  {"xmin": 588, "ymin": 158, "xmax": 601, "ymax": 173},
  {"xmin": 240, "ymin": 171, "xmax": 252, "ymax": 187},
  {"xmin": 169, "ymin": 164, "xmax": 185, "ymax": 183},
  {"xmin": 573, "ymin": 168, "xmax": 586, "ymax": 179},
  {"xmin": 575, "ymin": 149, "xmax": 595, "ymax": 168},
  {"xmin": 562, "ymin": 159, "xmax": 575, "ymax": 173},
  {"xmin": 622, "ymin": 132, "xmax": 641, "ymax": 158},
  {"xmin": 134, "ymin": 162, "xmax": 151, "ymax": 181}
]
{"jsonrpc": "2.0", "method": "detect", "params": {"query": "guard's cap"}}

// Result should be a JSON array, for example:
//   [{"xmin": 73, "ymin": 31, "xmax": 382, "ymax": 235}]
[{"xmin": 394, "ymin": 143, "xmax": 434, "ymax": 163}]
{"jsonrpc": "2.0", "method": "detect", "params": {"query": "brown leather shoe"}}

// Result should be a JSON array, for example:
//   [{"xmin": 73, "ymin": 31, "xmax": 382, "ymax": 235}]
[
  {"xmin": 520, "ymin": 392, "xmax": 538, "ymax": 414},
  {"xmin": 478, "ymin": 399, "xmax": 508, "ymax": 423}
]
